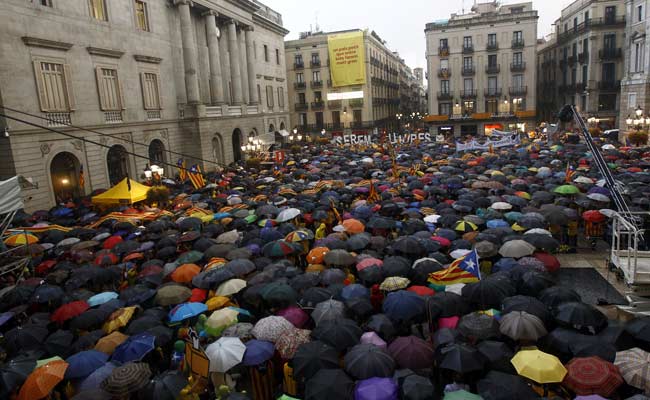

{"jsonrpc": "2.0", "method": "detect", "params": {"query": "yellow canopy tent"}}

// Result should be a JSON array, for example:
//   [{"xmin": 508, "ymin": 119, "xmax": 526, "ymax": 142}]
[{"xmin": 92, "ymin": 178, "xmax": 150, "ymax": 205}]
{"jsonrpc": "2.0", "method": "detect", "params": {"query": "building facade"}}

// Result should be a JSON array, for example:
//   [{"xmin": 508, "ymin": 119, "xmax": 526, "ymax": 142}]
[
  {"xmin": 425, "ymin": 2, "xmax": 538, "ymax": 137},
  {"xmin": 620, "ymin": 0, "xmax": 650, "ymax": 128},
  {"xmin": 285, "ymin": 29, "xmax": 408, "ymax": 136},
  {"xmin": 0, "ymin": 0, "xmax": 289, "ymax": 211},
  {"xmin": 536, "ymin": 0, "xmax": 626, "ymax": 129}
]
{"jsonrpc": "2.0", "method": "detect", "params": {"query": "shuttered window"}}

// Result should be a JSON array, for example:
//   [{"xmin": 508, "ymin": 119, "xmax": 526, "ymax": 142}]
[
  {"xmin": 33, "ymin": 61, "xmax": 75, "ymax": 112},
  {"xmin": 140, "ymin": 72, "xmax": 162, "ymax": 110},
  {"xmin": 90, "ymin": 0, "xmax": 107, "ymax": 21},
  {"xmin": 277, "ymin": 87, "xmax": 284, "ymax": 108},
  {"xmin": 266, "ymin": 85, "xmax": 274, "ymax": 108},
  {"xmin": 95, "ymin": 67, "xmax": 124, "ymax": 111}
]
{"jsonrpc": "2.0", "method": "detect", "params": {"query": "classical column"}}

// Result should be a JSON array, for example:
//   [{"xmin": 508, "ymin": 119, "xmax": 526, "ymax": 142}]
[
  {"xmin": 227, "ymin": 19, "xmax": 244, "ymax": 105},
  {"xmin": 239, "ymin": 27, "xmax": 250, "ymax": 104},
  {"xmin": 218, "ymin": 21, "xmax": 231, "ymax": 104},
  {"xmin": 176, "ymin": 0, "xmax": 200, "ymax": 104},
  {"xmin": 245, "ymin": 26, "xmax": 258, "ymax": 105},
  {"xmin": 204, "ymin": 11, "xmax": 224, "ymax": 105}
]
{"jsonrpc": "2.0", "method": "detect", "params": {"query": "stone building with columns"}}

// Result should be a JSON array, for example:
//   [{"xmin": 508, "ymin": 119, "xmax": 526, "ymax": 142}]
[{"xmin": 0, "ymin": 0, "xmax": 289, "ymax": 211}]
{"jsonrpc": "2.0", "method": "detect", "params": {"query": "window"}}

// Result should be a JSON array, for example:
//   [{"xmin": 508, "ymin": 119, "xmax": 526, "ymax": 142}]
[
  {"xmin": 513, "ymin": 31, "xmax": 523, "ymax": 42},
  {"xmin": 573, "ymin": 17, "xmax": 578, "ymax": 31},
  {"xmin": 257, "ymin": 84, "xmax": 261, "ymax": 104},
  {"xmin": 463, "ymin": 78, "xmax": 473, "ymax": 91},
  {"xmin": 296, "ymin": 72, "xmax": 304, "ymax": 83},
  {"xmin": 605, "ymin": 6, "xmax": 616, "ymax": 23},
  {"xmin": 135, "ymin": 1, "xmax": 149, "ymax": 31},
  {"xmin": 462, "ymin": 100, "xmax": 475, "ymax": 114},
  {"xmin": 312, "ymin": 70, "xmax": 321, "ymax": 82},
  {"xmin": 604, "ymin": 34, "xmax": 616, "ymax": 50},
  {"xmin": 513, "ymin": 52, "xmax": 523, "ymax": 65},
  {"xmin": 39, "ymin": 0, "xmax": 52, "ymax": 6},
  {"xmin": 463, "ymin": 57, "xmax": 473, "ymax": 69},
  {"xmin": 598, "ymin": 94, "xmax": 616, "ymax": 111},
  {"xmin": 295, "ymin": 54, "xmax": 303, "ymax": 65},
  {"xmin": 439, "ymin": 38, "xmax": 448, "ymax": 48},
  {"xmin": 440, "ymin": 59, "xmax": 449, "ymax": 70},
  {"xmin": 140, "ymin": 72, "xmax": 161, "ymax": 109},
  {"xmin": 266, "ymin": 85, "xmax": 274, "ymax": 108},
  {"xmin": 263, "ymin": 45, "xmax": 269, "ymax": 62},
  {"xmin": 634, "ymin": 41, "xmax": 645, "ymax": 72},
  {"xmin": 639, "ymin": 5, "xmax": 644, "ymax": 22},
  {"xmin": 276, "ymin": 49, "xmax": 280, "ymax": 65},
  {"xmin": 488, "ymin": 54, "xmax": 497, "ymax": 67},
  {"xmin": 353, "ymin": 109, "xmax": 362, "ymax": 123},
  {"xmin": 311, "ymin": 53, "xmax": 320, "ymax": 64},
  {"xmin": 487, "ymin": 33, "xmax": 497, "ymax": 46},
  {"xmin": 463, "ymin": 36, "xmax": 472, "ymax": 48},
  {"xmin": 582, "ymin": 65, "xmax": 588, "ymax": 83},
  {"xmin": 488, "ymin": 76, "xmax": 497, "ymax": 91},
  {"xmin": 33, "ymin": 60, "xmax": 75, "ymax": 112},
  {"xmin": 512, "ymin": 74, "xmax": 523, "ymax": 88},
  {"xmin": 582, "ymin": 38, "xmax": 588, "ymax": 54},
  {"xmin": 277, "ymin": 87, "xmax": 284, "ymax": 108},
  {"xmin": 571, "ymin": 68, "xmax": 577, "ymax": 84},
  {"xmin": 512, "ymin": 97, "xmax": 525, "ymax": 112},
  {"xmin": 440, "ymin": 80, "xmax": 450, "ymax": 93},
  {"xmin": 572, "ymin": 43, "xmax": 577, "ymax": 57},
  {"xmin": 298, "ymin": 92, "xmax": 306, "ymax": 104},
  {"xmin": 602, "ymin": 63, "xmax": 615, "ymax": 82},
  {"xmin": 95, "ymin": 67, "xmax": 124, "ymax": 111},
  {"xmin": 439, "ymin": 102, "xmax": 451, "ymax": 116},
  {"xmin": 486, "ymin": 99, "xmax": 498, "ymax": 114},
  {"xmin": 299, "ymin": 113, "xmax": 307, "ymax": 125},
  {"xmin": 315, "ymin": 112, "xmax": 324, "ymax": 128},
  {"xmin": 90, "ymin": 0, "xmax": 107, "ymax": 21},
  {"xmin": 314, "ymin": 91, "xmax": 322, "ymax": 102},
  {"xmin": 510, "ymin": 6, "xmax": 523, "ymax": 13},
  {"xmin": 332, "ymin": 111, "xmax": 340, "ymax": 125}
]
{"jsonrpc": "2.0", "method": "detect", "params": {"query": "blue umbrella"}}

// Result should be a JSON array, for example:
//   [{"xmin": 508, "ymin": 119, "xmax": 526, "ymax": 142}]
[
  {"xmin": 213, "ymin": 212, "xmax": 231, "ymax": 220},
  {"xmin": 382, "ymin": 290, "xmax": 425, "ymax": 322},
  {"xmin": 492, "ymin": 258, "xmax": 519, "ymax": 273},
  {"xmin": 87, "ymin": 292, "xmax": 119, "ymax": 307},
  {"xmin": 111, "ymin": 333, "xmax": 156, "ymax": 363},
  {"xmin": 168, "ymin": 302, "xmax": 208, "ymax": 323},
  {"xmin": 78, "ymin": 362, "xmax": 117, "ymax": 391},
  {"xmin": 486, "ymin": 219, "xmax": 509, "ymax": 229},
  {"xmin": 0, "ymin": 312, "xmax": 14, "ymax": 327},
  {"xmin": 52, "ymin": 207, "xmax": 73, "ymax": 217},
  {"xmin": 65, "ymin": 350, "xmax": 109, "ymax": 379},
  {"xmin": 227, "ymin": 306, "xmax": 252, "ymax": 317},
  {"xmin": 341, "ymin": 284, "xmax": 370, "ymax": 301},
  {"xmin": 241, "ymin": 339, "xmax": 275, "ymax": 366}
]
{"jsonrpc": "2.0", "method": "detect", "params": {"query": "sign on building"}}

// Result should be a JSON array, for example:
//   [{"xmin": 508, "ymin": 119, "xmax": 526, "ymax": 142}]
[{"xmin": 328, "ymin": 31, "xmax": 367, "ymax": 87}]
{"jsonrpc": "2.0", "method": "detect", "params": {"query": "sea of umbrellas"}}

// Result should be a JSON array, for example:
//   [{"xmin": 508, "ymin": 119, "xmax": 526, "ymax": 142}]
[{"xmin": 2, "ymin": 138, "xmax": 650, "ymax": 400}]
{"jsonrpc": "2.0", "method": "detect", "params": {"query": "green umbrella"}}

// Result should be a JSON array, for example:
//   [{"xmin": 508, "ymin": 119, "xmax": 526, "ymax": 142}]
[
  {"xmin": 245, "ymin": 214, "xmax": 257, "ymax": 224},
  {"xmin": 176, "ymin": 250, "xmax": 203, "ymax": 264},
  {"xmin": 553, "ymin": 185, "xmax": 580, "ymax": 195},
  {"xmin": 277, "ymin": 395, "xmax": 300, "ymax": 400},
  {"xmin": 443, "ymin": 390, "xmax": 483, "ymax": 400}
]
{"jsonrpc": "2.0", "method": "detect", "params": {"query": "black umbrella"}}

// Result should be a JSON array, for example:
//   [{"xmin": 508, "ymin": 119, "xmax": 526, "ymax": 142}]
[
  {"xmin": 292, "ymin": 341, "xmax": 340, "ymax": 380},
  {"xmin": 0, "ymin": 286, "xmax": 35, "ymax": 311},
  {"xmin": 461, "ymin": 276, "xmax": 516, "ymax": 309},
  {"xmin": 192, "ymin": 268, "xmax": 235, "ymax": 289},
  {"xmin": 365, "ymin": 314, "xmax": 396, "ymax": 341},
  {"xmin": 5, "ymin": 324, "xmax": 48, "ymax": 354},
  {"xmin": 358, "ymin": 265, "xmax": 384, "ymax": 286},
  {"xmin": 70, "ymin": 309, "xmax": 110, "ymax": 331},
  {"xmin": 71, "ymin": 329, "xmax": 105, "ymax": 353},
  {"xmin": 31, "ymin": 284, "xmax": 65, "ymax": 303},
  {"xmin": 477, "ymin": 340, "xmax": 515, "ymax": 373},
  {"xmin": 538, "ymin": 286, "xmax": 581, "ymax": 309},
  {"xmin": 138, "ymin": 370, "xmax": 188, "ymax": 400},
  {"xmin": 554, "ymin": 302, "xmax": 607, "ymax": 335},
  {"xmin": 401, "ymin": 375, "xmax": 435, "ymax": 400},
  {"xmin": 391, "ymin": 237, "xmax": 426, "ymax": 257},
  {"xmin": 345, "ymin": 297, "xmax": 374, "ymax": 319},
  {"xmin": 437, "ymin": 343, "xmax": 485, "ymax": 373},
  {"xmin": 300, "ymin": 287, "xmax": 333, "ymax": 308},
  {"xmin": 502, "ymin": 295, "xmax": 552, "ymax": 326},
  {"xmin": 305, "ymin": 369, "xmax": 354, "ymax": 400},
  {"xmin": 625, "ymin": 317, "xmax": 650, "ymax": 351},
  {"xmin": 457, "ymin": 312, "xmax": 500, "ymax": 341},
  {"xmin": 0, "ymin": 353, "xmax": 37, "ymax": 397},
  {"xmin": 44, "ymin": 329, "xmax": 74, "ymax": 357},
  {"xmin": 427, "ymin": 292, "xmax": 470, "ymax": 319},
  {"xmin": 518, "ymin": 271, "xmax": 554, "ymax": 297},
  {"xmin": 477, "ymin": 371, "xmax": 539, "ymax": 400},
  {"xmin": 311, "ymin": 318, "xmax": 362, "ymax": 351},
  {"xmin": 343, "ymin": 343, "xmax": 395, "ymax": 380}
]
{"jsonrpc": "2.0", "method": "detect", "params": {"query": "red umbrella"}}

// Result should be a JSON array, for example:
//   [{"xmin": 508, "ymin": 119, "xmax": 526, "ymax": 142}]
[
  {"xmin": 103, "ymin": 236, "xmax": 123, "ymax": 250},
  {"xmin": 138, "ymin": 265, "xmax": 163, "ymax": 278},
  {"xmin": 533, "ymin": 252, "xmax": 561, "ymax": 273},
  {"xmin": 51, "ymin": 300, "xmax": 89, "ymax": 323},
  {"xmin": 407, "ymin": 286, "xmax": 435, "ymax": 297},
  {"xmin": 563, "ymin": 356, "xmax": 624, "ymax": 397},
  {"xmin": 36, "ymin": 260, "xmax": 57, "ymax": 275},
  {"xmin": 431, "ymin": 236, "xmax": 451, "ymax": 247},
  {"xmin": 582, "ymin": 210, "xmax": 606, "ymax": 223},
  {"xmin": 189, "ymin": 288, "xmax": 207, "ymax": 303},
  {"xmin": 94, "ymin": 253, "xmax": 118, "ymax": 266}
]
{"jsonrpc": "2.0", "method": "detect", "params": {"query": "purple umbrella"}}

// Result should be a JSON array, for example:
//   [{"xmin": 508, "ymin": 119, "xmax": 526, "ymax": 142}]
[
  {"xmin": 387, "ymin": 336, "xmax": 434, "ymax": 370},
  {"xmin": 360, "ymin": 331, "xmax": 387, "ymax": 349},
  {"xmin": 587, "ymin": 187, "xmax": 610, "ymax": 196},
  {"xmin": 354, "ymin": 377, "xmax": 398, "ymax": 400},
  {"xmin": 276, "ymin": 306, "xmax": 309, "ymax": 328},
  {"xmin": 241, "ymin": 339, "xmax": 275, "ymax": 366}
]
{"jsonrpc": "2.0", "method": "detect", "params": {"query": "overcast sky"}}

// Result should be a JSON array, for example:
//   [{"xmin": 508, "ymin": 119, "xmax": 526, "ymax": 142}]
[{"xmin": 264, "ymin": 0, "xmax": 573, "ymax": 72}]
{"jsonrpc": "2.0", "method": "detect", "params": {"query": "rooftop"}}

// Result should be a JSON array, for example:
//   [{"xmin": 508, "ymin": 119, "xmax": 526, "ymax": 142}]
[{"xmin": 425, "ymin": 1, "xmax": 537, "ymax": 31}]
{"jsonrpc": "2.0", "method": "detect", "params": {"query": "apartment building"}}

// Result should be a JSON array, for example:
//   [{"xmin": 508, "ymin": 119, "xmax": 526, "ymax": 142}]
[
  {"xmin": 425, "ymin": 2, "xmax": 538, "ymax": 137},
  {"xmin": 620, "ymin": 0, "xmax": 650, "ymax": 128},
  {"xmin": 0, "ymin": 0, "xmax": 289, "ymax": 211}
]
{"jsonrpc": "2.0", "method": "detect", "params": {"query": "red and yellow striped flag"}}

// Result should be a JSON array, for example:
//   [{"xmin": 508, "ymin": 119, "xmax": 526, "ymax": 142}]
[
  {"xmin": 428, "ymin": 250, "xmax": 480, "ymax": 285},
  {"xmin": 329, "ymin": 198, "xmax": 342, "ymax": 224},
  {"xmin": 188, "ymin": 164, "xmax": 206, "ymax": 189},
  {"xmin": 177, "ymin": 159, "xmax": 188, "ymax": 181},
  {"xmin": 367, "ymin": 180, "xmax": 381, "ymax": 204}
]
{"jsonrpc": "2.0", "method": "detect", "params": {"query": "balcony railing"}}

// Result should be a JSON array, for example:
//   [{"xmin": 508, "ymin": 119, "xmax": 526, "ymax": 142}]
[
  {"xmin": 484, "ymin": 88, "xmax": 502, "ymax": 97},
  {"xmin": 460, "ymin": 89, "xmax": 477, "ymax": 98},
  {"xmin": 295, "ymin": 102, "xmax": 308, "ymax": 111},
  {"xmin": 324, "ymin": 122, "xmax": 344, "ymax": 130},
  {"xmin": 349, "ymin": 99, "xmax": 364, "ymax": 108},
  {"xmin": 599, "ymin": 48, "xmax": 622, "ymax": 60},
  {"xmin": 437, "ymin": 91, "xmax": 453, "ymax": 100},
  {"xmin": 294, "ymin": 61, "xmax": 304, "ymax": 69},
  {"xmin": 542, "ymin": 58, "xmax": 556, "ymax": 67},
  {"xmin": 350, "ymin": 121, "xmax": 375, "ymax": 129},
  {"xmin": 462, "ymin": 44, "xmax": 474, "ymax": 54},
  {"xmin": 438, "ymin": 68, "xmax": 451, "ymax": 78},
  {"xmin": 439, "ymin": 46, "xmax": 449, "ymax": 57},
  {"xmin": 578, "ymin": 52, "xmax": 589, "ymax": 63},
  {"xmin": 485, "ymin": 64, "xmax": 500, "ymax": 74},
  {"xmin": 511, "ymin": 39, "xmax": 525, "ymax": 49},
  {"xmin": 598, "ymin": 80, "xmax": 621, "ymax": 91},
  {"xmin": 294, "ymin": 82, "xmax": 306, "ymax": 90},
  {"xmin": 556, "ymin": 16, "xmax": 626, "ymax": 44},
  {"xmin": 328, "ymin": 100, "xmax": 342, "ymax": 109},
  {"xmin": 486, "ymin": 42, "xmax": 499, "ymax": 51},
  {"xmin": 310, "ymin": 59, "xmax": 321, "ymax": 67},
  {"xmin": 310, "ymin": 80, "xmax": 323, "ymax": 89},
  {"xmin": 510, "ymin": 62, "xmax": 526, "ymax": 72},
  {"xmin": 311, "ymin": 101, "xmax": 325, "ymax": 110},
  {"xmin": 509, "ymin": 86, "xmax": 528, "ymax": 95},
  {"xmin": 461, "ymin": 66, "xmax": 475, "ymax": 76}
]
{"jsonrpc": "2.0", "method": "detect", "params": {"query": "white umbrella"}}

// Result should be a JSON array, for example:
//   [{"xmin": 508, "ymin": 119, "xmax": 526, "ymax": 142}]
[
  {"xmin": 602, "ymin": 144, "xmax": 616, "ymax": 150},
  {"xmin": 450, "ymin": 249, "xmax": 471, "ymax": 259},
  {"xmin": 587, "ymin": 193, "xmax": 610, "ymax": 202},
  {"xmin": 599, "ymin": 208, "xmax": 617, "ymax": 218},
  {"xmin": 227, "ymin": 195, "xmax": 242, "ymax": 205},
  {"xmin": 524, "ymin": 228, "xmax": 552, "ymax": 236},
  {"xmin": 205, "ymin": 336, "xmax": 246, "ymax": 372},
  {"xmin": 491, "ymin": 202, "xmax": 512, "ymax": 210},
  {"xmin": 361, "ymin": 157, "xmax": 374, "ymax": 164},
  {"xmin": 499, "ymin": 240, "xmax": 536, "ymax": 258},
  {"xmin": 424, "ymin": 215, "xmax": 441, "ymax": 224},
  {"xmin": 216, "ymin": 278, "xmax": 247, "ymax": 296},
  {"xmin": 216, "ymin": 230, "xmax": 240, "ymax": 244},
  {"xmin": 276, "ymin": 208, "xmax": 301, "ymax": 222},
  {"xmin": 573, "ymin": 176, "xmax": 594, "ymax": 184}
]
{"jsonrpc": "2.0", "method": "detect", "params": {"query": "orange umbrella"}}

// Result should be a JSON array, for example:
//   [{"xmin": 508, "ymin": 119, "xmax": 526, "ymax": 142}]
[
  {"xmin": 171, "ymin": 264, "xmax": 201, "ymax": 283},
  {"xmin": 4, "ymin": 233, "xmax": 39, "ymax": 247},
  {"xmin": 342, "ymin": 219, "xmax": 365, "ymax": 234},
  {"xmin": 18, "ymin": 360, "xmax": 68, "ymax": 400},
  {"xmin": 123, "ymin": 252, "xmax": 144, "ymax": 262},
  {"xmin": 95, "ymin": 331, "xmax": 129, "ymax": 354},
  {"xmin": 307, "ymin": 247, "xmax": 329, "ymax": 264}
]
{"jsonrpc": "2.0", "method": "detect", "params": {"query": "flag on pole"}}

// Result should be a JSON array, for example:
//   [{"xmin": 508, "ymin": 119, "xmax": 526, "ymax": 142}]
[
  {"xmin": 188, "ymin": 165, "xmax": 206, "ymax": 189},
  {"xmin": 428, "ymin": 250, "xmax": 481, "ymax": 286},
  {"xmin": 79, "ymin": 164, "xmax": 85, "ymax": 188},
  {"xmin": 329, "ymin": 198, "xmax": 342, "ymax": 224},
  {"xmin": 177, "ymin": 159, "xmax": 188, "ymax": 181},
  {"xmin": 565, "ymin": 162, "xmax": 576, "ymax": 183},
  {"xmin": 367, "ymin": 180, "xmax": 381, "ymax": 204}
]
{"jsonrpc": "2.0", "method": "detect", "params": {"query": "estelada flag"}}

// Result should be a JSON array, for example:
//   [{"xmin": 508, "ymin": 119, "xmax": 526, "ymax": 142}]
[
  {"xmin": 188, "ymin": 164, "xmax": 205, "ymax": 189},
  {"xmin": 565, "ymin": 162, "xmax": 576, "ymax": 183},
  {"xmin": 177, "ymin": 159, "xmax": 188, "ymax": 181},
  {"xmin": 428, "ymin": 250, "xmax": 481, "ymax": 285},
  {"xmin": 367, "ymin": 180, "xmax": 381, "ymax": 204}
]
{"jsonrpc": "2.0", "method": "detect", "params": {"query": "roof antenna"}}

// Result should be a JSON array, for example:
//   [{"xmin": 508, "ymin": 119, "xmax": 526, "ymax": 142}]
[
  {"xmin": 314, "ymin": 11, "xmax": 320, "ymax": 32},
  {"xmin": 462, "ymin": 0, "xmax": 465, "ymax": 14}
]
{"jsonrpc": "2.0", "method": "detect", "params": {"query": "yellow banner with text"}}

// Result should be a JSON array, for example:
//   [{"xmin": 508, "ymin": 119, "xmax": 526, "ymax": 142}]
[{"xmin": 328, "ymin": 31, "xmax": 366, "ymax": 87}]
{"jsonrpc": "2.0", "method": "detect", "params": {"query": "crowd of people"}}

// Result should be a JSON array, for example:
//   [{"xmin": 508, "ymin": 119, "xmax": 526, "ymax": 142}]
[{"xmin": 1, "ymin": 132, "xmax": 650, "ymax": 400}]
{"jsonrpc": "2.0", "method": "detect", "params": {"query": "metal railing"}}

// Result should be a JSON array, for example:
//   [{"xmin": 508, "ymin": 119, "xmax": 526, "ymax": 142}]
[
  {"xmin": 294, "ymin": 103, "xmax": 308, "ymax": 111},
  {"xmin": 462, "ymin": 44, "xmax": 474, "ymax": 54},
  {"xmin": 310, "ymin": 80, "xmax": 323, "ymax": 89},
  {"xmin": 460, "ymin": 89, "xmax": 477, "ymax": 98},
  {"xmin": 509, "ymin": 86, "xmax": 527, "ymax": 95},
  {"xmin": 437, "ymin": 91, "xmax": 453, "ymax": 100},
  {"xmin": 599, "ymin": 48, "xmax": 622, "ymax": 60},
  {"xmin": 511, "ymin": 39, "xmax": 525, "ymax": 49},
  {"xmin": 485, "ymin": 64, "xmax": 500, "ymax": 74},
  {"xmin": 510, "ymin": 62, "xmax": 526, "ymax": 72},
  {"xmin": 294, "ymin": 82, "xmax": 306, "ymax": 90},
  {"xmin": 484, "ymin": 88, "xmax": 502, "ymax": 97},
  {"xmin": 486, "ymin": 42, "xmax": 499, "ymax": 51},
  {"xmin": 461, "ymin": 66, "xmax": 475, "ymax": 76}
]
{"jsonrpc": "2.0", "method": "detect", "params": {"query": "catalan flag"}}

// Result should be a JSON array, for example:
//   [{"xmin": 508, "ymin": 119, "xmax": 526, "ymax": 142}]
[
  {"xmin": 177, "ymin": 159, "xmax": 188, "ymax": 181},
  {"xmin": 428, "ymin": 250, "xmax": 481, "ymax": 286},
  {"xmin": 188, "ymin": 164, "xmax": 206, "ymax": 189},
  {"xmin": 329, "ymin": 197, "xmax": 342, "ymax": 224},
  {"xmin": 79, "ymin": 164, "xmax": 85, "ymax": 189},
  {"xmin": 565, "ymin": 162, "xmax": 576, "ymax": 183},
  {"xmin": 367, "ymin": 180, "xmax": 381, "ymax": 204}
]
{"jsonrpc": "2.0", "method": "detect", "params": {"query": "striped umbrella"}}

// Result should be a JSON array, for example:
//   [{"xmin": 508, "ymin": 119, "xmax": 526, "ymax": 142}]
[
  {"xmin": 4, "ymin": 233, "xmax": 39, "ymax": 247},
  {"xmin": 615, "ymin": 348, "xmax": 650, "ymax": 393},
  {"xmin": 564, "ymin": 356, "xmax": 624, "ymax": 397}
]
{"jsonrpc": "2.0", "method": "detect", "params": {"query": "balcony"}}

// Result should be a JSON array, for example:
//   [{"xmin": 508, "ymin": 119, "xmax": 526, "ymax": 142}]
[
  {"xmin": 462, "ymin": 44, "xmax": 474, "ymax": 54},
  {"xmin": 461, "ymin": 66, "xmax": 475, "ymax": 76},
  {"xmin": 310, "ymin": 59, "xmax": 321, "ymax": 68},
  {"xmin": 349, "ymin": 99, "xmax": 364, "ymax": 108},
  {"xmin": 509, "ymin": 86, "xmax": 528, "ymax": 96},
  {"xmin": 599, "ymin": 48, "xmax": 622, "ymax": 60},
  {"xmin": 510, "ymin": 62, "xmax": 526, "ymax": 72},
  {"xmin": 294, "ymin": 82, "xmax": 306, "ymax": 90},
  {"xmin": 438, "ymin": 46, "xmax": 450, "ymax": 57},
  {"xmin": 486, "ymin": 42, "xmax": 499, "ymax": 51},
  {"xmin": 597, "ymin": 80, "xmax": 621, "ymax": 91},
  {"xmin": 542, "ymin": 58, "xmax": 556, "ymax": 68},
  {"xmin": 437, "ymin": 68, "xmax": 451, "ymax": 78},
  {"xmin": 484, "ymin": 88, "xmax": 502, "ymax": 97},
  {"xmin": 310, "ymin": 80, "xmax": 323, "ymax": 89},
  {"xmin": 295, "ymin": 103, "xmax": 308, "ymax": 111},
  {"xmin": 294, "ymin": 61, "xmax": 304, "ymax": 69},
  {"xmin": 328, "ymin": 100, "xmax": 342, "ymax": 109},
  {"xmin": 460, "ymin": 89, "xmax": 477, "ymax": 99},
  {"xmin": 311, "ymin": 101, "xmax": 325, "ymax": 110},
  {"xmin": 557, "ymin": 16, "xmax": 626, "ymax": 44},
  {"xmin": 485, "ymin": 64, "xmax": 500, "ymax": 74},
  {"xmin": 578, "ymin": 52, "xmax": 589, "ymax": 63},
  {"xmin": 350, "ymin": 121, "xmax": 375, "ymax": 129},
  {"xmin": 437, "ymin": 91, "xmax": 453, "ymax": 100},
  {"xmin": 511, "ymin": 39, "xmax": 525, "ymax": 49},
  {"xmin": 325, "ymin": 122, "xmax": 344, "ymax": 130}
]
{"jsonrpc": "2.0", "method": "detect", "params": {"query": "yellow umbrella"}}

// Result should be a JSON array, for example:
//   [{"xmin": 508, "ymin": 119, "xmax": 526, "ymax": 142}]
[
  {"xmin": 511, "ymin": 223, "xmax": 526, "ymax": 232},
  {"xmin": 94, "ymin": 331, "xmax": 129, "ymax": 354},
  {"xmin": 511, "ymin": 348, "xmax": 567, "ymax": 383},
  {"xmin": 205, "ymin": 308, "xmax": 238, "ymax": 336},
  {"xmin": 205, "ymin": 296, "xmax": 232, "ymax": 311},
  {"xmin": 216, "ymin": 279, "xmax": 247, "ymax": 296},
  {"xmin": 102, "ymin": 306, "xmax": 137, "ymax": 334},
  {"xmin": 4, "ymin": 233, "xmax": 39, "ymax": 247}
]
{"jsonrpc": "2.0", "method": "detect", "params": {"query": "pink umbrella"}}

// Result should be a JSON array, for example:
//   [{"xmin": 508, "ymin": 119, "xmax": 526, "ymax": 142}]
[
  {"xmin": 276, "ymin": 306, "xmax": 309, "ymax": 328},
  {"xmin": 360, "ymin": 331, "xmax": 387, "ymax": 349},
  {"xmin": 431, "ymin": 236, "xmax": 452, "ymax": 247},
  {"xmin": 357, "ymin": 258, "xmax": 383, "ymax": 272}
]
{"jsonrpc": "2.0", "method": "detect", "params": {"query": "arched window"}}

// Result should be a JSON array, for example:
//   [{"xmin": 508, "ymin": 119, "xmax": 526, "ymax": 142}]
[
  {"xmin": 212, "ymin": 134, "xmax": 224, "ymax": 165},
  {"xmin": 107, "ymin": 145, "xmax": 130, "ymax": 185},
  {"xmin": 268, "ymin": 123, "xmax": 275, "ymax": 133},
  {"xmin": 232, "ymin": 129, "xmax": 242, "ymax": 162},
  {"xmin": 148, "ymin": 139, "xmax": 165, "ymax": 165},
  {"xmin": 50, "ymin": 152, "xmax": 81, "ymax": 203},
  {"xmin": 280, "ymin": 121, "xmax": 286, "ymax": 131}
]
